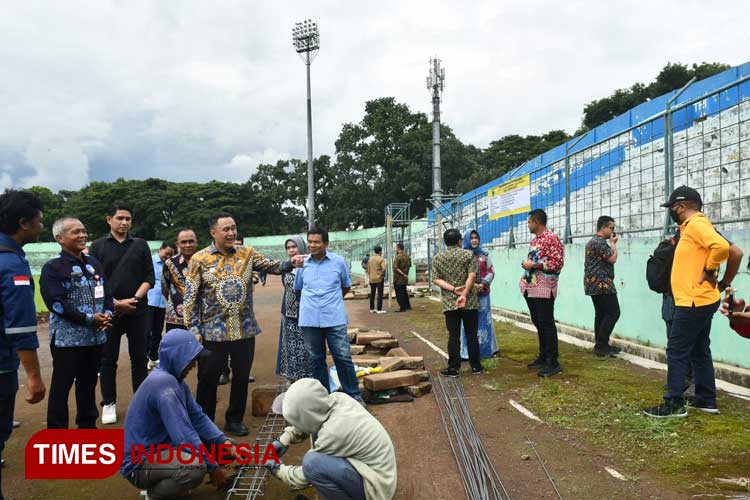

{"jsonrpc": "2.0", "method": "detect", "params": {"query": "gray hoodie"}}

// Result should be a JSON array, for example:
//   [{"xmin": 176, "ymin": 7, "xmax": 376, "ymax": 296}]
[{"xmin": 276, "ymin": 378, "xmax": 397, "ymax": 500}]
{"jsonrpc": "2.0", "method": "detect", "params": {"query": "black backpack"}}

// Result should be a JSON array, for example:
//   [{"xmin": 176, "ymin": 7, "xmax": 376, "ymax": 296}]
[{"xmin": 646, "ymin": 232, "xmax": 680, "ymax": 294}]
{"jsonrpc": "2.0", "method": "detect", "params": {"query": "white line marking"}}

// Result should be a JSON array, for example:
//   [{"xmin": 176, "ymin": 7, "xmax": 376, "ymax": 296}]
[
  {"xmin": 509, "ymin": 399, "xmax": 542, "ymax": 422},
  {"xmin": 605, "ymin": 467, "xmax": 627, "ymax": 481},
  {"xmin": 410, "ymin": 330, "xmax": 448, "ymax": 359}
]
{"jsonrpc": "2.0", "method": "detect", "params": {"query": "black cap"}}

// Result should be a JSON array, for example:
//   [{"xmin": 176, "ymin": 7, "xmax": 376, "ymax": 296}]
[{"xmin": 661, "ymin": 186, "xmax": 702, "ymax": 208}]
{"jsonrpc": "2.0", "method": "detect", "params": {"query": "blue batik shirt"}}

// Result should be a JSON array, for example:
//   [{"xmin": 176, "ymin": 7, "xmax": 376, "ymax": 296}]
[
  {"xmin": 147, "ymin": 254, "xmax": 167, "ymax": 308},
  {"xmin": 40, "ymin": 250, "xmax": 114, "ymax": 347}
]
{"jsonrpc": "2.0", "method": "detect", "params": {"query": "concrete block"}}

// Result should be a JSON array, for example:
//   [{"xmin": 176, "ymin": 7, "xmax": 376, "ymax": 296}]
[
  {"xmin": 350, "ymin": 345, "xmax": 366, "ymax": 355},
  {"xmin": 344, "ymin": 292, "xmax": 355, "ymax": 300},
  {"xmin": 386, "ymin": 347, "xmax": 409, "ymax": 357},
  {"xmin": 406, "ymin": 381, "xmax": 432, "ymax": 398},
  {"xmin": 371, "ymin": 339, "xmax": 399, "ymax": 349},
  {"xmin": 377, "ymin": 357, "xmax": 404, "ymax": 373},
  {"xmin": 356, "ymin": 331, "xmax": 394, "ymax": 345},
  {"xmin": 363, "ymin": 370, "xmax": 420, "ymax": 391},
  {"xmin": 393, "ymin": 356, "xmax": 424, "ymax": 369},
  {"xmin": 347, "ymin": 327, "xmax": 359, "ymax": 342},
  {"xmin": 252, "ymin": 386, "xmax": 279, "ymax": 416},
  {"xmin": 415, "ymin": 370, "xmax": 430, "ymax": 382},
  {"xmin": 351, "ymin": 355, "xmax": 382, "ymax": 367}
]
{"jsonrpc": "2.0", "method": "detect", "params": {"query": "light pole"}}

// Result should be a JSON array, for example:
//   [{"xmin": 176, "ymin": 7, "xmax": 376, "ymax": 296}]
[{"xmin": 292, "ymin": 19, "xmax": 320, "ymax": 229}]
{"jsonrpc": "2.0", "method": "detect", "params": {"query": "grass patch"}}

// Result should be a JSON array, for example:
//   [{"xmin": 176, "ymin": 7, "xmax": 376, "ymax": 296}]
[{"xmin": 405, "ymin": 297, "xmax": 750, "ymax": 486}]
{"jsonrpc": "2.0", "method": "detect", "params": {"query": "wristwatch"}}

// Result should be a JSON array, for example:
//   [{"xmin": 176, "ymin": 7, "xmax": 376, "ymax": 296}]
[{"xmin": 703, "ymin": 268, "xmax": 719, "ymax": 277}]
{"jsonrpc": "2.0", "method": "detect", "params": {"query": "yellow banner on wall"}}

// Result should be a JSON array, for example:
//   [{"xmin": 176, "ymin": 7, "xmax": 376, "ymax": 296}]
[{"xmin": 487, "ymin": 174, "xmax": 531, "ymax": 220}]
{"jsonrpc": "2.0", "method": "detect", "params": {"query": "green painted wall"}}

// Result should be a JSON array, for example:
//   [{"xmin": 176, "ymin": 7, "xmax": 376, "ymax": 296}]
[{"xmin": 488, "ymin": 232, "xmax": 750, "ymax": 369}]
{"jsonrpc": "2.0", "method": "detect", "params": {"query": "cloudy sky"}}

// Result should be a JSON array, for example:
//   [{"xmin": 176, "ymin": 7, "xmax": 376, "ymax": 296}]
[{"xmin": 1, "ymin": 0, "xmax": 748, "ymax": 191}]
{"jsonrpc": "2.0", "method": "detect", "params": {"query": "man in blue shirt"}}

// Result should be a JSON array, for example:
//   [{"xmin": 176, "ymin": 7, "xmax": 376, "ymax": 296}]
[
  {"xmin": 295, "ymin": 227, "xmax": 361, "ymax": 401},
  {"xmin": 146, "ymin": 241, "xmax": 176, "ymax": 370},
  {"xmin": 40, "ymin": 217, "xmax": 114, "ymax": 429},
  {"xmin": 0, "ymin": 190, "xmax": 46, "ymax": 500}
]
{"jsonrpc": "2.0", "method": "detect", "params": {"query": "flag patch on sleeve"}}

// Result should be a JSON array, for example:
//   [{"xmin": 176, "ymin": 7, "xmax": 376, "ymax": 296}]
[{"xmin": 13, "ymin": 276, "xmax": 31, "ymax": 286}]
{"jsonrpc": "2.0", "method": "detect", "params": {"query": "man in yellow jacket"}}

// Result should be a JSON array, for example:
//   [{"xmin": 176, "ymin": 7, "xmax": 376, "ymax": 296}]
[{"xmin": 644, "ymin": 186, "xmax": 730, "ymax": 418}]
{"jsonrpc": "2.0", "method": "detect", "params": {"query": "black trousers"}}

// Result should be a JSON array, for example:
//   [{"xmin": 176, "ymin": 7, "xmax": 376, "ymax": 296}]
[
  {"xmin": 445, "ymin": 309, "xmax": 481, "ymax": 370},
  {"xmin": 394, "ymin": 284, "xmax": 411, "ymax": 311},
  {"xmin": 197, "ymin": 338, "xmax": 255, "ymax": 423},
  {"xmin": 48, "ymin": 345, "xmax": 102, "ymax": 429},
  {"xmin": 146, "ymin": 306, "xmax": 166, "ymax": 361},
  {"xmin": 0, "ymin": 371, "xmax": 18, "ymax": 500},
  {"xmin": 591, "ymin": 294, "xmax": 620, "ymax": 350},
  {"xmin": 100, "ymin": 312, "xmax": 148, "ymax": 405},
  {"xmin": 369, "ymin": 282, "xmax": 384, "ymax": 311},
  {"xmin": 524, "ymin": 295, "xmax": 559, "ymax": 364}
]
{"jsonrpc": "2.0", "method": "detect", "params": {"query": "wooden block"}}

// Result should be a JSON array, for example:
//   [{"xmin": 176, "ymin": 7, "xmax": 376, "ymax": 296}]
[
  {"xmin": 356, "ymin": 332, "xmax": 394, "ymax": 345},
  {"xmin": 344, "ymin": 292, "xmax": 355, "ymax": 300},
  {"xmin": 415, "ymin": 370, "xmax": 430, "ymax": 382},
  {"xmin": 393, "ymin": 356, "xmax": 424, "ymax": 369},
  {"xmin": 363, "ymin": 370, "xmax": 420, "ymax": 391},
  {"xmin": 377, "ymin": 357, "xmax": 404, "ymax": 373},
  {"xmin": 347, "ymin": 327, "xmax": 359, "ymax": 342},
  {"xmin": 350, "ymin": 355, "xmax": 382, "ymax": 367},
  {"xmin": 252, "ymin": 386, "xmax": 279, "ymax": 416},
  {"xmin": 371, "ymin": 339, "xmax": 399, "ymax": 349},
  {"xmin": 406, "ymin": 381, "xmax": 432, "ymax": 398},
  {"xmin": 350, "ymin": 345, "xmax": 366, "ymax": 355},
  {"xmin": 386, "ymin": 347, "xmax": 409, "ymax": 357}
]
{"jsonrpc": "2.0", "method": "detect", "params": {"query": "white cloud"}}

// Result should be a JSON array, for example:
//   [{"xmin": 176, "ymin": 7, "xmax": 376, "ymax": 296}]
[{"xmin": 0, "ymin": 1, "xmax": 747, "ymax": 191}]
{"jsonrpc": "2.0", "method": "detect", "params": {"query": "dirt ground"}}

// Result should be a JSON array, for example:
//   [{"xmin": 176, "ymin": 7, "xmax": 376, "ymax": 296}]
[{"xmin": 4, "ymin": 279, "xmax": 747, "ymax": 499}]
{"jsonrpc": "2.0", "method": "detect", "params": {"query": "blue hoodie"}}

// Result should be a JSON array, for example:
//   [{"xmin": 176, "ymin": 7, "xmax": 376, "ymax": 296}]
[{"xmin": 120, "ymin": 329, "xmax": 225, "ymax": 477}]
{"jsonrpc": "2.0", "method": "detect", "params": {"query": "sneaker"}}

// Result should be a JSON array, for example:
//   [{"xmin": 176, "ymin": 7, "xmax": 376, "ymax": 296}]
[
  {"xmin": 608, "ymin": 346, "xmax": 622, "ymax": 356},
  {"xmin": 471, "ymin": 366, "xmax": 484, "ymax": 375},
  {"xmin": 440, "ymin": 368, "xmax": 460, "ymax": 378},
  {"xmin": 376, "ymin": 310, "xmax": 387, "ymax": 314},
  {"xmin": 139, "ymin": 490, "xmax": 151, "ymax": 500},
  {"xmin": 218, "ymin": 373, "xmax": 229, "ymax": 385},
  {"xmin": 643, "ymin": 401, "xmax": 688, "ymax": 419},
  {"xmin": 12, "ymin": 420, "xmax": 20, "ymax": 428},
  {"xmin": 369, "ymin": 310, "xmax": 376, "ymax": 314},
  {"xmin": 247, "ymin": 375, "xmax": 256, "ymax": 383},
  {"xmin": 538, "ymin": 364, "xmax": 562, "ymax": 378},
  {"xmin": 527, "ymin": 357, "xmax": 545, "ymax": 369},
  {"xmin": 592, "ymin": 347, "xmax": 609, "ymax": 357},
  {"xmin": 102, "ymin": 403, "xmax": 117, "ymax": 425},
  {"xmin": 224, "ymin": 421, "xmax": 249, "ymax": 437},
  {"xmin": 685, "ymin": 396, "xmax": 720, "ymax": 414},
  {"xmin": 147, "ymin": 359, "xmax": 159, "ymax": 370}
]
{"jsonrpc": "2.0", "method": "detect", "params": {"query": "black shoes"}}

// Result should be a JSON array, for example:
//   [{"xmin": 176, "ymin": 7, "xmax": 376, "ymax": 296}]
[
  {"xmin": 247, "ymin": 376, "xmax": 255, "ymax": 383},
  {"xmin": 224, "ymin": 421, "xmax": 249, "ymax": 436},
  {"xmin": 685, "ymin": 396, "xmax": 719, "ymax": 414},
  {"xmin": 608, "ymin": 346, "xmax": 622, "ymax": 355},
  {"xmin": 440, "ymin": 368, "xmax": 460, "ymax": 378},
  {"xmin": 643, "ymin": 401, "xmax": 688, "ymax": 419},
  {"xmin": 538, "ymin": 363, "xmax": 562, "ymax": 378},
  {"xmin": 471, "ymin": 366, "xmax": 484, "ymax": 375},
  {"xmin": 527, "ymin": 356, "xmax": 545, "ymax": 369},
  {"xmin": 594, "ymin": 345, "xmax": 621, "ymax": 357},
  {"xmin": 593, "ymin": 347, "xmax": 609, "ymax": 357}
]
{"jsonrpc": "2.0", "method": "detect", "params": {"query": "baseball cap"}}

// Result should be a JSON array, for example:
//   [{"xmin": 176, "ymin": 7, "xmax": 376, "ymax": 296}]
[{"xmin": 660, "ymin": 186, "xmax": 702, "ymax": 208}]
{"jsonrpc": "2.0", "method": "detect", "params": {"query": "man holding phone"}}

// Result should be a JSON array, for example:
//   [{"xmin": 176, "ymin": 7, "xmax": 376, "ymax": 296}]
[{"xmin": 584, "ymin": 216, "xmax": 621, "ymax": 357}]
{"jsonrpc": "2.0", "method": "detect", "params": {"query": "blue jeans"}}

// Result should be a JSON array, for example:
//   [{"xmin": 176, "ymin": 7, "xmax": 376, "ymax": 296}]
[
  {"xmin": 302, "ymin": 325, "xmax": 360, "ymax": 400},
  {"xmin": 665, "ymin": 300, "xmax": 720, "ymax": 405},
  {"xmin": 302, "ymin": 451, "xmax": 366, "ymax": 500}
]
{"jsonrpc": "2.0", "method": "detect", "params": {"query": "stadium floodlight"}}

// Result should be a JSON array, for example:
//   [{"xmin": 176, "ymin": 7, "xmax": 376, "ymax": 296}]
[{"xmin": 292, "ymin": 19, "xmax": 320, "ymax": 229}]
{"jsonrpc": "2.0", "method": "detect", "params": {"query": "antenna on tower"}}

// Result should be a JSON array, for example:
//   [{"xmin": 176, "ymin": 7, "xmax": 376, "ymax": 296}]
[{"xmin": 427, "ymin": 57, "xmax": 445, "ymax": 206}]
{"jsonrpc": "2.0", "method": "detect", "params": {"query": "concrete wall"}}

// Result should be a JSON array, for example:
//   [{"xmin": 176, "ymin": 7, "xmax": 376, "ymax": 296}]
[{"xmin": 488, "ymin": 231, "xmax": 750, "ymax": 368}]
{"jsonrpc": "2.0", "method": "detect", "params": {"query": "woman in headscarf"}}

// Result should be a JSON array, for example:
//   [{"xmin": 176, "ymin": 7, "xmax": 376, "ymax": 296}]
[
  {"xmin": 461, "ymin": 229, "xmax": 499, "ymax": 359},
  {"xmin": 275, "ymin": 236, "xmax": 312, "ymax": 381}
]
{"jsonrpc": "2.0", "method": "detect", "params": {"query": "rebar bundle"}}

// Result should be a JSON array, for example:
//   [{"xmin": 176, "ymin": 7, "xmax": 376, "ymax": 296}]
[
  {"xmin": 433, "ymin": 374, "xmax": 512, "ymax": 500},
  {"xmin": 225, "ymin": 385, "xmax": 289, "ymax": 500}
]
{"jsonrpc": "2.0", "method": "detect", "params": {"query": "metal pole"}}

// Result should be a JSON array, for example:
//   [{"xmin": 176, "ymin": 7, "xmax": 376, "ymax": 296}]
[
  {"xmin": 564, "ymin": 135, "xmax": 586, "ymax": 243},
  {"xmin": 662, "ymin": 76, "xmax": 696, "ymax": 237},
  {"xmin": 306, "ymin": 51, "xmax": 315, "ymax": 229}
]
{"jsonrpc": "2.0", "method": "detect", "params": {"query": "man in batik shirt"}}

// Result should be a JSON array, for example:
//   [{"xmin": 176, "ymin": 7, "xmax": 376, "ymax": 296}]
[
  {"xmin": 184, "ymin": 213, "xmax": 299, "ymax": 436},
  {"xmin": 520, "ymin": 209, "xmax": 565, "ymax": 378},
  {"xmin": 162, "ymin": 228, "xmax": 197, "ymax": 332}
]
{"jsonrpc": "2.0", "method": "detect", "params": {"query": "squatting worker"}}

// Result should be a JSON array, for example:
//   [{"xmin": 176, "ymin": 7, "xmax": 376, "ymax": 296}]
[
  {"xmin": 0, "ymin": 189, "xmax": 46, "ymax": 497},
  {"xmin": 294, "ymin": 226, "xmax": 362, "ymax": 402},
  {"xmin": 520, "ymin": 209, "xmax": 565, "ymax": 378},
  {"xmin": 431, "ymin": 228, "xmax": 483, "ymax": 377},
  {"xmin": 162, "ymin": 228, "xmax": 197, "ymax": 332},
  {"xmin": 183, "ymin": 212, "xmax": 302, "ymax": 437},
  {"xmin": 89, "ymin": 202, "xmax": 155, "ymax": 425},
  {"xmin": 267, "ymin": 378, "xmax": 397, "ymax": 500},
  {"xmin": 40, "ymin": 218, "xmax": 113, "ymax": 429},
  {"xmin": 121, "ymin": 329, "xmax": 234, "ymax": 499},
  {"xmin": 644, "ymin": 186, "xmax": 729, "ymax": 418}
]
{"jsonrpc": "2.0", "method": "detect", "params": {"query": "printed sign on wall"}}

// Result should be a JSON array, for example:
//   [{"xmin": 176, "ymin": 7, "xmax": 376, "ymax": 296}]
[{"xmin": 487, "ymin": 174, "xmax": 531, "ymax": 220}]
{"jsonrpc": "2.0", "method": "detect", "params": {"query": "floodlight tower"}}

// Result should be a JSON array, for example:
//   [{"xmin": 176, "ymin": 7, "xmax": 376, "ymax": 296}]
[
  {"xmin": 292, "ymin": 19, "xmax": 320, "ymax": 229},
  {"xmin": 427, "ymin": 58, "xmax": 445, "ymax": 206}
]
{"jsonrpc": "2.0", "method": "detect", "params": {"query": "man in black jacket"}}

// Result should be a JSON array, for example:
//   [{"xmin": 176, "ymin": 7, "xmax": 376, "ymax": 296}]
[{"xmin": 89, "ymin": 202, "xmax": 154, "ymax": 425}]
